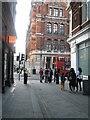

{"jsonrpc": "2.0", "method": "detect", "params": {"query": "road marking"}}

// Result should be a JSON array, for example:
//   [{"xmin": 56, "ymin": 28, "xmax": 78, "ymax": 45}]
[
  {"xmin": 11, "ymin": 87, "xmax": 15, "ymax": 93},
  {"xmin": 38, "ymin": 94, "xmax": 51, "ymax": 118}
]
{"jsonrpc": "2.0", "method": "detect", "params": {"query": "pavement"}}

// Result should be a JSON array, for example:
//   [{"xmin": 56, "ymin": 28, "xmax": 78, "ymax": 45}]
[{"xmin": 2, "ymin": 73, "xmax": 88, "ymax": 119}]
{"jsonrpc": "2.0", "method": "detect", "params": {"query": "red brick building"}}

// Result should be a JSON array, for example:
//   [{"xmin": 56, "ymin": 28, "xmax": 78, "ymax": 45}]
[{"xmin": 26, "ymin": 1, "xmax": 70, "ymax": 73}]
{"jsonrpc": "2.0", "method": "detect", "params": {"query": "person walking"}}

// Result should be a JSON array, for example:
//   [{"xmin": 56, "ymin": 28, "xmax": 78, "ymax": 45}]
[
  {"xmin": 39, "ymin": 68, "xmax": 43, "ymax": 83},
  {"xmin": 68, "ymin": 68, "xmax": 76, "ymax": 91},
  {"xmin": 49, "ymin": 68, "xmax": 53, "ymax": 83},
  {"xmin": 76, "ymin": 67, "xmax": 83, "ymax": 91},
  {"xmin": 61, "ymin": 73, "xmax": 65, "ymax": 90}
]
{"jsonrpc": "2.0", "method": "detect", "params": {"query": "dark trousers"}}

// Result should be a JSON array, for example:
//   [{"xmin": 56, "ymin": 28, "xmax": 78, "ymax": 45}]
[{"xmin": 77, "ymin": 78, "xmax": 82, "ymax": 91}]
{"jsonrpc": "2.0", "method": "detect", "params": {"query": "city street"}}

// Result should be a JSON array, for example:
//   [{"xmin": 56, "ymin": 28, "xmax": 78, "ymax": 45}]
[{"xmin": 2, "ymin": 73, "xmax": 88, "ymax": 119}]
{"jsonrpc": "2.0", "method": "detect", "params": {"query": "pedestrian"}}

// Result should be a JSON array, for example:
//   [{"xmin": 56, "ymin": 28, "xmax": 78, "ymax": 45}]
[
  {"xmin": 49, "ymin": 68, "xmax": 53, "ymax": 83},
  {"xmin": 61, "ymin": 73, "xmax": 65, "ymax": 90},
  {"xmin": 68, "ymin": 68, "xmax": 76, "ymax": 91},
  {"xmin": 39, "ymin": 68, "xmax": 43, "ymax": 83},
  {"xmin": 45, "ymin": 67, "xmax": 49, "ymax": 83},
  {"xmin": 54, "ymin": 68, "xmax": 56, "ymax": 82},
  {"xmin": 76, "ymin": 67, "xmax": 83, "ymax": 91}
]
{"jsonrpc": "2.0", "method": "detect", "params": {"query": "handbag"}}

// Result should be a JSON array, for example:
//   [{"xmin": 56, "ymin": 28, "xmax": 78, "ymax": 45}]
[{"xmin": 42, "ymin": 75, "xmax": 44, "ymax": 80}]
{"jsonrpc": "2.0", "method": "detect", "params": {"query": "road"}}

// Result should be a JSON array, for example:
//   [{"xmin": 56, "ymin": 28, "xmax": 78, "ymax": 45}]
[{"xmin": 2, "ymin": 73, "xmax": 88, "ymax": 118}]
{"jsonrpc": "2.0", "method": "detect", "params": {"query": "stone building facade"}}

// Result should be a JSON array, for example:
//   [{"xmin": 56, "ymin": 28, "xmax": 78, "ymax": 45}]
[
  {"xmin": 26, "ymin": 1, "xmax": 70, "ymax": 74},
  {"xmin": 67, "ymin": 1, "xmax": 90, "ymax": 77}
]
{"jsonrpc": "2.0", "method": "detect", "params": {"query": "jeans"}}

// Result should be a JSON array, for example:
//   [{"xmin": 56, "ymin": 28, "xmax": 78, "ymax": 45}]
[{"xmin": 40, "ymin": 76, "xmax": 42, "ymax": 83}]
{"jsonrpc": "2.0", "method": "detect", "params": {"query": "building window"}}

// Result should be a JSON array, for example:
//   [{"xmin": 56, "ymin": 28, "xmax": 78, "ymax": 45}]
[
  {"xmin": 46, "ymin": 40, "xmax": 51, "ymax": 51},
  {"xmin": 53, "ymin": 40, "xmax": 58, "ymax": 50},
  {"xmin": 60, "ymin": 24, "xmax": 64, "ymax": 35},
  {"xmin": 38, "ymin": 6, "xmax": 40, "ymax": 13},
  {"xmin": 54, "ymin": 23, "xmax": 58, "ymax": 34},
  {"xmin": 49, "ymin": 8, "xmax": 52, "ymax": 15},
  {"xmin": 54, "ymin": 8, "xmax": 58, "ymax": 16},
  {"xmin": 47, "ymin": 23, "xmax": 51, "ymax": 33},
  {"xmin": 60, "ymin": 40, "xmax": 64, "ymax": 52},
  {"xmin": 60, "ymin": 9, "xmax": 63, "ymax": 17}
]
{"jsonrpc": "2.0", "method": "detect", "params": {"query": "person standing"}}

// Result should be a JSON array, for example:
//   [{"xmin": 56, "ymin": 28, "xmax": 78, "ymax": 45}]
[
  {"xmin": 61, "ymin": 73, "xmax": 65, "ymax": 90},
  {"xmin": 54, "ymin": 68, "xmax": 56, "ymax": 82},
  {"xmin": 76, "ymin": 67, "xmax": 83, "ymax": 91},
  {"xmin": 45, "ymin": 67, "xmax": 49, "ymax": 83},
  {"xmin": 68, "ymin": 68, "xmax": 76, "ymax": 91},
  {"xmin": 39, "ymin": 68, "xmax": 43, "ymax": 83},
  {"xmin": 49, "ymin": 68, "xmax": 53, "ymax": 83}
]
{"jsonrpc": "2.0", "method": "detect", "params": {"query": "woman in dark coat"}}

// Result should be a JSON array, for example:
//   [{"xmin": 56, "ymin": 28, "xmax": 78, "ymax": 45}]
[{"xmin": 68, "ymin": 68, "xmax": 76, "ymax": 91}]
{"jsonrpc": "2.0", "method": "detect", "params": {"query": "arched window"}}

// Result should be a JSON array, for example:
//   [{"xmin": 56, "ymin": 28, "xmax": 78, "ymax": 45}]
[
  {"xmin": 60, "ymin": 24, "xmax": 64, "ymax": 35},
  {"xmin": 54, "ymin": 23, "xmax": 58, "ymax": 34},
  {"xmin": 47, "ymin": 23, "xmax": 51, "ymax": 33},
  {"xmin": 46, "ymin": 39, "xmax": 51, "ymax": 51},
  {"xmin": 60, "ymin": 40, "xmax": 64, "ymax": 52},
  {"xmin": 53, "ymin": 39, "xmax": 58, "ymax": 50}
]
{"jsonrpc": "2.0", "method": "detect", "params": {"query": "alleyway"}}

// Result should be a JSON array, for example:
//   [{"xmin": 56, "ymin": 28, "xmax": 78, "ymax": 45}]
[{"xmin": 2, "ymin": 73, "xmax": 88, "ymax": 118}]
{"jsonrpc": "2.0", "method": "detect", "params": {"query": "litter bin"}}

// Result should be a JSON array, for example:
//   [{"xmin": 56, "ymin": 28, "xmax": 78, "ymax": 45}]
[
  {"xmin": 83, "ymin": 80, "xmax": 89, "ymax": 95},
  {"xmin": 24, "ymin": 72, "xmax": 27, "ymax": 84}
]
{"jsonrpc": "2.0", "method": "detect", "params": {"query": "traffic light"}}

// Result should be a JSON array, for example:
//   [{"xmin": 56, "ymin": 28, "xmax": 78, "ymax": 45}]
[
  {"xmin": 21, "ymin": 54, "xmax": 25, "ymax": 61},
  {"xmin": 16, "ymin": 56, "xmax": 19, "ymax": 61}
]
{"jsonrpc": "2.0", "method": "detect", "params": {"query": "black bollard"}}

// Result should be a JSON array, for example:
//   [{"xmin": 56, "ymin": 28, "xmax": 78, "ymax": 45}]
[{"xmin": 24, "ymin": 72, "xmax": 27, "ymax": 84}]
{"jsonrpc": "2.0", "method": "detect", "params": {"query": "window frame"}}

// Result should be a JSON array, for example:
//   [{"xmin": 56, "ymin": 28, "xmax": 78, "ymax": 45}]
[
  {"xmin": 46, "ymin": 39, "xmax": 51, "ymax": 51},
  {"xmin": 53, "ymin": 23, "xmax": 58, "ymax": 34},
  {"xmin": 54, "ymin": 8, "xmax": 58, "ymax": 16},
  {"xmin": 60, "ymin": 9, "xmax": 63, "ymax": 17},
  {"xmin": 47, "ymin": 23, "xmax": 51, "ymax": 34},
  {"xmin": 60, "ymin": 24, "xmax": 64, "ymax": 35},
  {"xmin": 53, "ymin": 39, "xmax": 58, "ymax": 50},
  {"xmin": 60, "ymin": 40, "xmax": 64, "ymax": 52},
  {"xmin": 49, "ymin": 7, "xmax": 52, "ymax": 15}
]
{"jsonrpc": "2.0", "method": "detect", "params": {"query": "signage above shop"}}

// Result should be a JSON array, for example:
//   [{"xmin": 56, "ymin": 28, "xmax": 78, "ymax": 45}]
[{"xmin": 9, "ymin": 36, "xmax": 16, "ymax": 44}]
